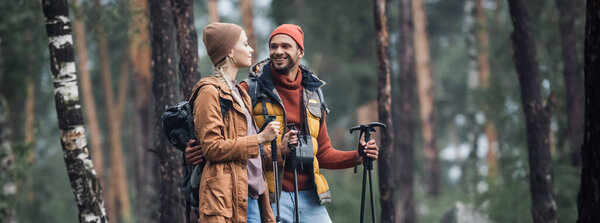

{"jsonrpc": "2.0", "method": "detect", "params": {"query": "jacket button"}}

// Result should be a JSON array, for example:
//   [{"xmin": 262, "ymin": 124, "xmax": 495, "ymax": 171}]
[{"xmin": 242, "ymin": 199, "xmax": 246, "ymax": 202}]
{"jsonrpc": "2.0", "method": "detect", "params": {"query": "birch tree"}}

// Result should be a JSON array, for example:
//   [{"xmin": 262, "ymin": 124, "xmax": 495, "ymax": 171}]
[
  {"xmin": 71, "ymin": 0, "xmax": 106, "ymax": 207},
  {"xmin": 41, "ymin": 0, "xmax": 107, "ymax": 221}
]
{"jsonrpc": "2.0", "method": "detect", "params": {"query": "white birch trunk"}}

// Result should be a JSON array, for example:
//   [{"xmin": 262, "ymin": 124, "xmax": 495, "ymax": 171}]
[{"xmin": 42, "ymin": 0, "xmax": 108, "ymax": 222}]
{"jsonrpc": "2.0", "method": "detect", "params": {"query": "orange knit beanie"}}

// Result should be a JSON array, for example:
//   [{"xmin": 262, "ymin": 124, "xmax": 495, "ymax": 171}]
[{"xmin": 269, "ymin": 24, "xmax": 304, "ymax": 51}]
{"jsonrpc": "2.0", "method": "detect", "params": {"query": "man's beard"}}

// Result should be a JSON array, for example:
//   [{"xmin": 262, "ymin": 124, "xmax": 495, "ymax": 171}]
[{"xmin": 271, "ymin": 54, "xmax": 298, "ymax": 74}]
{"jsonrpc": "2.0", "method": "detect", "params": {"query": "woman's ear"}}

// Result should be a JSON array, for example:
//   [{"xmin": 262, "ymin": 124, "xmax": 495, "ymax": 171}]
[{"xmin": 228, "ymin": 48, "xmax": 235, "ymax": 59}]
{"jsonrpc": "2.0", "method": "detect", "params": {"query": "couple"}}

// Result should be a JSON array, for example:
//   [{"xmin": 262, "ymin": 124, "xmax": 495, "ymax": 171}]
[{"xmin": 185, "ymin": 22, "xmax": 380, "ymax": 223}]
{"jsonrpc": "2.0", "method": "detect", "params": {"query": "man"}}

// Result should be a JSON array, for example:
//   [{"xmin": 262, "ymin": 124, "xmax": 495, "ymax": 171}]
[
  {"xmin": 186, "ymin": 24, "xmax": 379, "ymax": 222},
  {"xmin": 240, "ymin": 24, "xmax": 379, "ymax": 222}
]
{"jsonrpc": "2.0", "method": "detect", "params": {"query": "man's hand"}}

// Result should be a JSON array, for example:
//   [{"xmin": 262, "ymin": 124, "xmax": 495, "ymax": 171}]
[
  {"xmin": 185, "ymin": 139, "xmax": 204, "ymax": 165},
  {"xmin": 280, "ymin": 129, "xmax": 298, "ymax": 155},
  {"xmin": 359, "ymin": 139, "xmax": 379, "ymax": 161}
]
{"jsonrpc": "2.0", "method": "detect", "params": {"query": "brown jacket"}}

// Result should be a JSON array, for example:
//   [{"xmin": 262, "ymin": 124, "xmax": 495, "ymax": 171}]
[{"xmin": 190, "ymin": 76, "xmax": 275, "ymax": 223}]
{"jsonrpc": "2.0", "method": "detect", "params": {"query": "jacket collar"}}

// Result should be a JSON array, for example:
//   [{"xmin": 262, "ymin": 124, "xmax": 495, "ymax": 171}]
[
  {"xmin": 249, "ymin": 58, "xmax": 326, "ymax": 93},
  {"xmin": 190, "ymin": 75, "xmax": 233, "ymax": 99}
]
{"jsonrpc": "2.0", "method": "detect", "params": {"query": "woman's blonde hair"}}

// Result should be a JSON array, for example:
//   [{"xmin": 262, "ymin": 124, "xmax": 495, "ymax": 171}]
[{"xmin": 212, "ymin": 57, "xmax": 247, "ymax": 110}]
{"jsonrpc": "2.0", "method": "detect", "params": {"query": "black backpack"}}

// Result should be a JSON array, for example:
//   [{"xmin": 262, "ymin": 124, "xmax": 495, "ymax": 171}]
[{"xmin": 161, "ymin": 97, "xmax": 230, "ymax": 209}]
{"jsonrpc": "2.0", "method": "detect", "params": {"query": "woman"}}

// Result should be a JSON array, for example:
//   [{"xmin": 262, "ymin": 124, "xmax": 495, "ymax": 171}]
[{"xmin": 186, "ymin": 22, "xmax": 279, "ymax": 223}]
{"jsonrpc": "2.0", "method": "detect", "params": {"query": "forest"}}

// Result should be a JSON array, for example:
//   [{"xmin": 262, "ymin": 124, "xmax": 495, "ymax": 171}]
[{"xmin": 1, "ymin": 0, "xmax": 599, "ymax": 222}]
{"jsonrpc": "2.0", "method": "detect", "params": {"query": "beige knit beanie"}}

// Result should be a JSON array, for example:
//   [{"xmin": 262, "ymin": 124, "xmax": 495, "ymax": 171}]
[{"xmin": 203, "ymin": 22, "xmax": 243, "ymax": 65}]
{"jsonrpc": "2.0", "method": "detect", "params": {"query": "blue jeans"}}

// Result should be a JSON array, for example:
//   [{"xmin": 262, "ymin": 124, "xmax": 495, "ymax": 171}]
[
  {"xmin": 271, "ymin": 190, "xmax": 332, "ymax": 223},
  {"xmin": 247, "ymin": 196, "xmax": 261, "ymax": 223}
]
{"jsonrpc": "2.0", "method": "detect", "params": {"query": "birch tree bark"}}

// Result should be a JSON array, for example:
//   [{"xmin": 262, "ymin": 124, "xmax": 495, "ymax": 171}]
[
  {"xmin": 41, "ymin": 0, "xmax": 107, "ymax": 221},
  {"xmin": 372, "ymin": 0, "xmax": 395, "ymax": 222},
  {"xmin": 71, "ymin": 0, "xmax": 106, "ymax": 209},
  {"xmin": 507, "ymin": 0, "xmax": 557, "ymax": 222},
  {"xmin": 577, "ymin": 0, "xmax": 600, "ymax": 221}
]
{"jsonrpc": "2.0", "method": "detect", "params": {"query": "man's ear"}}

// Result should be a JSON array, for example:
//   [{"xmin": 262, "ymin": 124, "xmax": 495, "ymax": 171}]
[{"xmin": 298, "ymin": 48, "xmax": 304, "ymax": 59}]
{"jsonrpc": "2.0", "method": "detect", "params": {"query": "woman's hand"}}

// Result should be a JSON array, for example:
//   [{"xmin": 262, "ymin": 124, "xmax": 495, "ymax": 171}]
[
  {"xmin": 258, "ymin": 121, "xmax": 280, "ymax": 144},
  {"xmin": 280, "ymin": 129, "xmax": 298, "ymax": 155},
  {"xmin": 185, "ymin": 139, "xmax": 204, "ymax": 165}
]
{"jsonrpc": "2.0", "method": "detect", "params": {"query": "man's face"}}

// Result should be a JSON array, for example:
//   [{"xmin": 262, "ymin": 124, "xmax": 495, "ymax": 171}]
[{"xmin": 269, "ymin": 34, "xmax": 304, "ymax": 74}]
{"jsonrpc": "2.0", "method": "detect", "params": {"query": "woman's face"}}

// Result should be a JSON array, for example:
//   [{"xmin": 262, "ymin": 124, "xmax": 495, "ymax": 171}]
[{"xmin": 230, "ymin": 30, "xmax": 254, "ymax": 68}]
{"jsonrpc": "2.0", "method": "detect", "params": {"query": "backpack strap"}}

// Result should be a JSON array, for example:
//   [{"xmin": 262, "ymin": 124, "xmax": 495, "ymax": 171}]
[
  {"xmin": 316, "ymin": 88, "xmax": 330, "ymax": 114},
  {"xmin": 245, "ymin": 76, "xmax": 259, "ymax": 108}
]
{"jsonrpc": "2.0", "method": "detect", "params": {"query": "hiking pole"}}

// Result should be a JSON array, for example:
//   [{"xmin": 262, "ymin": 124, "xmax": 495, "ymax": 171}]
[
  {"xmin": 350, "ymin": 122, "xmax": 386, "ymax": 223},
  {"xmin": 287, "ymin": 124, "xmax": 300, "ymax": 223},
  {"xmin": 268, "ymin": 116, "xmax": 281, "ymax": 223}
]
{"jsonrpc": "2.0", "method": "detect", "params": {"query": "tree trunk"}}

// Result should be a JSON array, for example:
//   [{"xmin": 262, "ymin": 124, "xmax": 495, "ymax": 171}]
[
  {"xmin": 150, "ymin": 0, "xmax": 185, "ymax": 222},
  {"xmin": 129, "ymin": 0, "xmax": 155, "ymax": 221},
  {"xmin": 464, "ymin": 0, "xmax": 478, "ymax": 89},
  {"xmin": 240, "ymin": 0, "xmax": 258, "ymax": 61},
  {"xmin": 41, "ymin": 0, "xmax": 108, "ymax": 221},
  {"xmin": 71, "ymin": 0, "xmax": 107, "ymax": 211},
  {"xmin": 25, "ymin": 75, "xmax": 35, "ymax": 147},
  {"xmin": 507, "ymin": 0, "xmax": 558, "ymax": 222},
  {"xmin": 395, "ymin": 0, "xmax": 417, "ymax": 222},
  {"xmin": 577, "ymin": 0, "xmax": 600, "ymax": 221},
  {"xmin": 93, "ymin": 0, "xmax": 132, "ymax": 221},
  {"xmin": 555, "ymin": 0, "xmax": 583, "ymax": 167},
  {"xmin": 0, "ymin": 38, "xmax": 18, "ymax": 223},
  {"xmin": 475, "ymin": 0, "xmax": 498, "ymax": 179},
  {"xmin": 172, "ymin": 0, "xmax": 200, "ymax": 221},
  {"xmin": 412, "ymin": 0, "xmax": 439, "ymax": 196},
  {"xmin": 475, "ymin": 0, "xmax": 490, "ymax": 88},
  {"xmin": 372, "ymin": 0, "xmax": 395, "ymax": 222},
  {"xmin": 172, "ymin": 0, "xmax": 200, "ymax": 99},
  {"xmin": 208, "ymin": 0, "xmax": 219, "ymax": 23},
  {"xmin": 484, "ymin": 122, "xmax": 498, "ymax": 178}
]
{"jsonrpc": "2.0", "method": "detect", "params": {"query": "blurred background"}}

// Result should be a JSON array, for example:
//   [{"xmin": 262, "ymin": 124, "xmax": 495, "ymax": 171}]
[{"xmin": 0, "ymin": 0, "xmax": 585, "ymax": 222}]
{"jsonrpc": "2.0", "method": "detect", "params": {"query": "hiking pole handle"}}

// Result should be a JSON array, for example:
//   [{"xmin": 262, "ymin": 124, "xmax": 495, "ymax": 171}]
[
  {"xmin": 267, "ymin": 116, "xmax": 278, "ymax": 162},
  {"xmin": 363, "ymin": 129, "xmax": 373, "ymax": 170}
]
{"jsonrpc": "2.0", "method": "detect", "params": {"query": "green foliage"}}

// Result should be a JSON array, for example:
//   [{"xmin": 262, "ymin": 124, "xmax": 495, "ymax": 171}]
[
  {"xmin": 323, "ymin": 166, "xmax": 381, "ymax": 223},
  {"xmin": 15, "ymin": 150, "xmax": 79, "ymax": 223}
]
